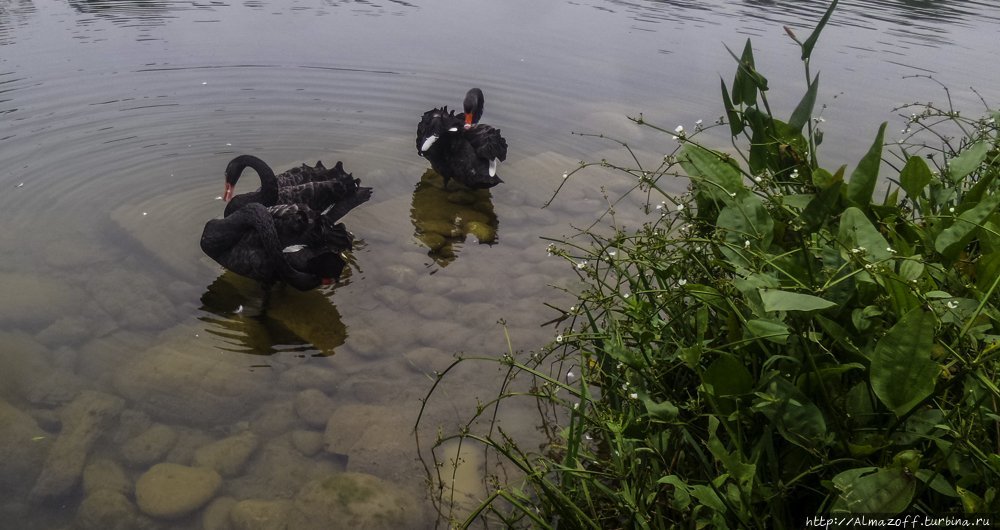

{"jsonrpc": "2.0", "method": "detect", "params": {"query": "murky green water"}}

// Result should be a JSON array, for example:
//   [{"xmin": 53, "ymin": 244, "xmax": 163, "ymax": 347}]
[{"xmin": 1, "ymin": 0, "xmax": 999, "ymax": 528}]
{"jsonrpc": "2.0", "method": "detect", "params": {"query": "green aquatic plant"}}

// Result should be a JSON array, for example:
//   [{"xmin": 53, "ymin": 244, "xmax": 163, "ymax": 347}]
[{"xmin": 417, "ymin": 0, "xmax": 1000, "ymax": 527}]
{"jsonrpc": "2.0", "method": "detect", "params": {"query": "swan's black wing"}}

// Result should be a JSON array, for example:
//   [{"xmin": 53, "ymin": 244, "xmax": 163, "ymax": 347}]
[
  {"xmin": 201, "ymin": 203, "xmax": 318, "ymax": 289},
  {"xmin": 464, "ymin": 125, "xmax": 508, "ymax": 163},
  {"xmin": 416, "ymin": 106, "xmax": 464, "ymax": 154},
  {"xmin": 276, "ymin": 160, "xmax": 327, "ymax": 188},
  {"xmin": 276, "ymin": 161, "xmax": 371, "ymax": 214}
]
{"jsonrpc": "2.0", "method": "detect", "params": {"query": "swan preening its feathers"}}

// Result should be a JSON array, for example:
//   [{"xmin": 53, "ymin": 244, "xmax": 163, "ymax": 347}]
[
  {"xmin": 201, "ymin": 155, "xmax": 372, "ymax": 290},
  {"xmin": 417, "ymin": 88, "xmax": 508, "ymax": 189}
]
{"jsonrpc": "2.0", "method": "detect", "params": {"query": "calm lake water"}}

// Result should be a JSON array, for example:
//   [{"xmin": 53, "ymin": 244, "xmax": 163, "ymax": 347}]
[{"xmin": 2, "ymin": 0, "xmax": 999, "ymax": 528}]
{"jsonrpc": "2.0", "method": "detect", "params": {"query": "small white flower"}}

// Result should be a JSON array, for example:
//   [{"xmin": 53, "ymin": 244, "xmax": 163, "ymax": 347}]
[
  {"xmin": 947, "ymin": 300, "xmax": 959, "ymax": 309},
  {"xmin": 655, "ymin": 202, "xmax": 664, "ymax": 210},
  {"xmin": 616, "ymin": 362, "xmax": 624, "ymax": 370},
  {"xmin": 744, "ymin": 240, "xmax": 751, "ymax": 249},
  {"xmin": 695, "ymin": 119, "xmax": 703, "ymax": 125},
  {"xmin": 567, "ymin": 371, "xmax": 575, "ymax": 379},
  {"xmin": 577, "ymin": 260, "xmax": 588, "ymax": 269},
  {"xmin": 676, "ymin": 203, "xmax": 685, "ymax": 211},
  {"xmin": 886, "ymin": 247, "xmax": 896, "ymax": 253},
  {"xmin": 573, "ymin": 402, "xmax": 580, "ymax": 410},
  {"xmin": 674, "ymin": 125, "xmax": 684, "ymax": 134},
  {"xmin": 791, "ymin": 169, "xmax": 800, "ymax": 179},
  {"xmin": 562, "ymin": 172, "xmax": 568, "ymax": 180},
  {"xmin": 629, "ymin": 392, "xmax": 639, "ymax": 399},
  {"xmin": 624, "ymin": 292, "xmax": 630, "ymax": 299},
  {"xmin": 607, "ymin": 249, "xmax": 616, "ymax": 257},
  {"xmin": 729, "ymin": 192, "xmax": 737, "ymax": 198},
  {"xmin": 754, "ymin": 176, "xmax": 762, "ymax": 182},
  {"xmin": 949, "ymin": 207, "xmax": 955, "ymax": 213},
  {"xmin": 556, "ymin": 334, "xmax": 563, "ymax": 343},
  {"xmin": 678, "ymin": 279, "xmax": 688, "ymax": 286}
]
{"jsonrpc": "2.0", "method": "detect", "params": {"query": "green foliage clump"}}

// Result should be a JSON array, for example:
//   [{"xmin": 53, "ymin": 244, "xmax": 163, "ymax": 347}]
[{"xmin": 417, "ymin": 2, "xmax": 1000, "ymax": 527}]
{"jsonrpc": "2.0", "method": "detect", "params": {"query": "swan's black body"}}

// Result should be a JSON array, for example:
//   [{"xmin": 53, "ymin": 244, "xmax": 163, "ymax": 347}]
[
  {"xmin": 222, "ymin": 155, "xmax": 366, "ymax": 217},
  {"xmin": 416, "ymin": 88, "xmax": 507, "ymax": 190},
  {"xmin": 203, "ymin": 156, "xmax": 372, "ymax": 290}
]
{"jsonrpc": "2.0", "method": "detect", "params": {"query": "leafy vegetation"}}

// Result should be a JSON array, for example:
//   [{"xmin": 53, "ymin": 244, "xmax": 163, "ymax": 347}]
[{"xmin": 417, "ymin": 1, "xmax": 1000, "ymax": 527}]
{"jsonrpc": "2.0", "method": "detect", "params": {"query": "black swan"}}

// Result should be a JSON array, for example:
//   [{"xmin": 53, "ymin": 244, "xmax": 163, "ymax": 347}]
[
  {"xmin": 221, "ymin": 155, "xmax": 365, "ymax": 217},
  {"xmin": 416, "ymin": 88, "xmax": 508, "ymax": 189},
  {"xmin": 203, "ymin": 157, "xmax": 372, "ymax": 290}
]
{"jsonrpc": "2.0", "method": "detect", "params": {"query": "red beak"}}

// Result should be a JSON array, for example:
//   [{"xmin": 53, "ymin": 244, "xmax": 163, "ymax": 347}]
[
  {"xmin": 464, "ymin": 113, "xmax": 474, "ymax": 128},
  {"xmin": 223, "ymin": 182, "xmax": 234, "ymax": 201}
]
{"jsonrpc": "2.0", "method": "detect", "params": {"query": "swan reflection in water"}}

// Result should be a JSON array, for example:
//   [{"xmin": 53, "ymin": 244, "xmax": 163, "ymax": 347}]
[
  {"xmin": 198, "ymin": 271, "xmax": 348, "ymax": 356},
  {"xmin": 410, "ymin": 169, "xmax": 499, "ymax": 267}
]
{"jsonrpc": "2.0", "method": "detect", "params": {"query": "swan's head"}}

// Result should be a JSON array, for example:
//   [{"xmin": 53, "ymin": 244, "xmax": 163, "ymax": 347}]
[{"xmin": 463, "ymin": 88, "xmax": 484, "ymax": 129}]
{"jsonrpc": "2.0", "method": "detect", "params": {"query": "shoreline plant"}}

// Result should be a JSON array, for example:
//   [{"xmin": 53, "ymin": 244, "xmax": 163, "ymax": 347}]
[{"xmin": 417, "ymin": 1, "xmax": 1000, "ymax": 527}]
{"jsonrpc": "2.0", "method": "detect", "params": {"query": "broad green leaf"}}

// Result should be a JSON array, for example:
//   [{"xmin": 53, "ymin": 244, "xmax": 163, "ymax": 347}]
[
  {"xmin": 957, "ymin": 486, "xmax": 984, "ymax": 513},
  {"xmin": 720, "ymin": 78, "xmax": 744, "ymax": 137},
  {"xmin": 838, "ymin": 207, "xmax": 893, "ymax": 262},
  {"xmin": 976, "ymin": 252, "xmax": 1000, "ymax": 292},
  {"xmin": 900, "ymin": 156, "xmax": 933, "ymax": 200},
  {"xmin": 702, "ymin": 356, "xmax": 754, "ymax": 397},
  {"xmin": 832, "ymin": 467, "xmax": 878, "ymax": 492},
  {"xmin": 683, "ymin": 283, "xmax": 730, "ymax": 313},
  {"xmin": 839, "ymin": 468, "xmax": 916, "ymax": 514},
  {"xmin": 717, "ymin": 193, "xmax": 774, "ymax": 266},
  {"xmin": 812, "ymin": 164, "xmax": 845, "ymax": 189},
  {"xmin": 947, "ymin": 141, "xmax": 989, "ymax": 183},
  {"xmin": 729, "ymin": 39, "xmax": 767, "ymax": 106},
  {"xmin": 915, "ymin": 470, "xmax": 959, "ymax": 498},
  {"xmin": 799, "ymin": 180, "xmax": 843, "ymax": 233},
  {"xmin": 755, "ymin": 375, "xmax": 827, "ymax": 449},
  {"xmin": 657, "ymin": 475, "xmax": 692, "ymax": 509},
  {"xmin": 706, "ymin": 417, "xmax": 756, "ymax": 491},
  {"xmin": 899, "ymin": 257, "xmax": 925, "ymax": 282},
  {"xmin": 871, "ymin": 308, "xmax": 939, "ymax": 416},
  {"xmin": 746, "ymin": 318, "xmax": 790, "ymax": 344},
  {"xmin": 759, "ymin": 289, "xmax": 836, "ymax": 312},
  {"xmin": 934, "ymin": 192, "xmax": 1000, "ymax": 259},
  {"xmin": 789, "ymin": 73, "xmax": 819, "ymax": 133},
  {"xmin": 845, "ymin": 122, "xmax": 887, "ymax": 207},
  {"xmin": 642, "ymin": 395, "xmax": 679, "ymax": 422},
  {"xmin": 875, "ymin": 272, "xmax": 920, "ymax": 316},
  {"xmin": 690, "ymin": 484, "xmax": 727, "ymax": 513},
  {"xmin": 678, "ymin": 144, "xmax": 745, "ymax": 204},
  {"xmin": 801, "ymin": 0, "xmax": 839, "ymax": 61}
]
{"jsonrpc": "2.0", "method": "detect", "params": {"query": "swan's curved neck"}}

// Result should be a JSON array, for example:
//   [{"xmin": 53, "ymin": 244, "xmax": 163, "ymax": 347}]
[{"xmin": 225, "ymin": 155, "xmax": 279, "ymax": 205}]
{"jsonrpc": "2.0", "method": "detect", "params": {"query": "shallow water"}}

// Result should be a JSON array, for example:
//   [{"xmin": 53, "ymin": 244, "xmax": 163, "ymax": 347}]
[{"xmin": 1, "ymin": 0, "xmax": 999, "ymax": 528}]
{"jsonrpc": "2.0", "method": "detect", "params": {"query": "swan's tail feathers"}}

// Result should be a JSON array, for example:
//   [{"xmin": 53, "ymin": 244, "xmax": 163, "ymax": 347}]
[{"xmin": 320, "ymin": 186, "xmax": 373, "ymax": 223}]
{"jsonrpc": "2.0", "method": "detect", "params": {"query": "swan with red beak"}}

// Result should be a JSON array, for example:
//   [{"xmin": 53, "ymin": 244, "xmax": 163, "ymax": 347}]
[{"xmin": 416, "ymin": 88, "xmax": 508, "ymax": 189}]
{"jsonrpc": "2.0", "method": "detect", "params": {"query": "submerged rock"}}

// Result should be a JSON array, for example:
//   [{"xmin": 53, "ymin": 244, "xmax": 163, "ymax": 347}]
[
  {"xmin": 294, "ymin": 389, "xmax": 336, "ymax": 429},
  {"xmin": 121, "ymin": 423, "xmax": 179, "ymax": 468},
  {"xmin": 112, "ymin": 324, "xmax": 275, "ymax": 426},
  {"xmin": 230, "ymin": 499, "xmax": 295, "ymax": 530},
  {"xmin": 76, "ymin": 489, "xmax": 139, "ymax": 530},
  {"xmin": 288, "ymin": 473, "xmax": 423, "ymax": 530},
  {"xmin": 201, "ymin": 496, "xmax": 238, "ymax": 530},
  {"xmin": 82, "ymin": 458, "xmax": 131, "ymax": 497},
  {"xmin": 30, "ymin": 391, "xmax": 125, "ymax": 502},
  {"xmin": 0, "ymin": 272, "xmax": 87, "ymax": 330},
  {"xmin": 134, "ymin": 463, "xmax": 222, "ymax": 520},
  {"xmin": 0, "ymin": 399, "xmax": 50, "ymax": 493},
  {"xmin": 193, "ymin": 430, "xmax": 259, "ymax": 477}
]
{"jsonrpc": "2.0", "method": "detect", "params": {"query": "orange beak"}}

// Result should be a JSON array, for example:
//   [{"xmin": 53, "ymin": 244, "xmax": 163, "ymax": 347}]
[
  {"xmin": 464, "ymin": 112, "xmax": 474, "ymax": 128},
  {"xmin": 223, "ymin": 182, "xmax": 234, "ymax": 201}
]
